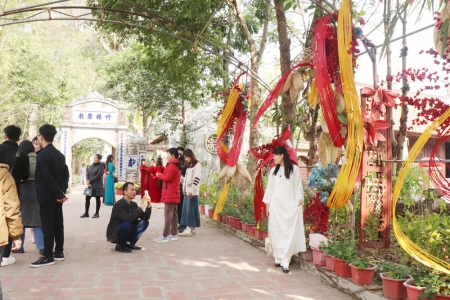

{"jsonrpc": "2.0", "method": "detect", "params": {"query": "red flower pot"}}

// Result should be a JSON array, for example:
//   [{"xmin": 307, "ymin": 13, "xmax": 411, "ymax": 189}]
[
  {"xmin": 301, "ymin": 249, "xmax": 313, "ymax": 262},
  {"xmin": 232, "ymin": 218, "xmax": 242, "ymax": 230},
  {"xmin": 403, "ymin": 279, "xmax": 426, "ymax": 300},
  {"xmin": 254, "ymin": 229, "xmax": 263, "ymax": 240},
  {"xmin": 200, "ymin": 205, "xmax": 206, "ymax": 215},
  {"xmin": 349, "ymin": 263, "xmax": 376, "ymax": 285},
  {"xmin": 312, "ymin": 249, "xmax": 326, "ymax": 267},
  {"xmin": 436, "ymin": 294, "xmax": 450, "ymax": 300},
  {"xmin": 325, "ymin": 255, "xmax": 335, "ymax": 271},
  {"xmin": 380, "ymin": 272, "xmax": 410, "ymax": 300},
  {"xmin": 217, "ymin": 213, "xmax": 223, "ymax": 223},
  {"xmin": 228, "ymin": 216, "xmax": 235, "ymax": 228},
  {"xmin": 241, "ymin": 222, "xmax": 247, "ymax": 232},
  {"xmin": 246, "ymin": 224, "xmax": 255, "ymax": 235},
  {"xmin": 222, "ymin": 214, "xmax": 228, "ymax": 225},
  {"xmin": 261, "ymin": 230, "xmax": 268, "ymax": 240},
  {"xmin": 333, "ymin": 257, "xmax": 352, "ymax": 277},
  {"xmin": 116, "ymin": 189, "xmax": 123, "ymax": 195},
  {"xmin": 207, "ymin": 209, "xmax": 214, "ymax": 218}
]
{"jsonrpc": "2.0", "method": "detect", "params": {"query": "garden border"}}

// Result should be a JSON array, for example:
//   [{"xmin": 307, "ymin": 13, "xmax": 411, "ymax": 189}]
[{"xmin": 200, "ymin": 214, "xmax": 388, "ymax": 300}]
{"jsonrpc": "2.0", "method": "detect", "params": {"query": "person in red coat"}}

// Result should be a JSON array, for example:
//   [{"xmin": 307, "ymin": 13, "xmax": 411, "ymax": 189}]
[
  {"xmin": 149, "ymin": 157, "xmax": 164, "ymax": 206},
  {"xmin": 153, "ymin": 148, "xmax": 181, "ymax": 243},
  {"xmin": 139, "ymin": 159, "xmax": 149, "ymax": 198}
]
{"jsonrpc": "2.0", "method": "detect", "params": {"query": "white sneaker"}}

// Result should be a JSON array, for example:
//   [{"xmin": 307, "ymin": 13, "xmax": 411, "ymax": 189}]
[
  {"xmin": 2, "ymin": 255, "xmax": 16, "ymax": 267},
  {"xmin": 167, "ymin": 234, "xmax": 178, "ymax": 241},
  {"xmin": 153, "ymin": 235, "xmax": 169, "ymax": 243},
  {"xmin": 191, "ymin": 227, "xmax": 197, "ymax": 235},
  {"xmin": 179, "ymin": 227, "xmax": 192, "ymax": 237}
]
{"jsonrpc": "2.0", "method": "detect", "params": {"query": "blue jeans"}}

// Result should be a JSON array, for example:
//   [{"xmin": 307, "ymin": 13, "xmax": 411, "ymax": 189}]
[
  {"xmin": 116, "ymin": 220, "xmax": 149, "ymax": 248},
  {"xmin": 180, "ymin": 195, "xmax": 200, "ymax": 228},
  {"xmin": 19, "ymin": 227, "xmax": 44, "ymax": 251}
]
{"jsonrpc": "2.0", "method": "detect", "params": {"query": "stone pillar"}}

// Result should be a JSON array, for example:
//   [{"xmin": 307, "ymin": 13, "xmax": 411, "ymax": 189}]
[{"xmin": 28, "ymin": 103, "xmax": 39, "ymax": 139}]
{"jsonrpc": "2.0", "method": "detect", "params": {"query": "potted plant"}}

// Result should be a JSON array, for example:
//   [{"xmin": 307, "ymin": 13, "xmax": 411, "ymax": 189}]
[
  {"xmin": 403, "ymin": 279, "xmax": 426, "ymax": 300},
  {"xmin": 414, "ymin": 270, "xmax": 450, "ymax": 300},
  {"xmin": 333, "ymin": 241, "xmax": 357, "ymax": 277},
  {"xmin": 378, "ymin": 262, "xmax": 411, "ymax": 300},
  {"xmin": 254, "ymin": 221, "xmax": 264, "ymax": 240},
  {"xmin": 259, "ymin": 217, "xmax": 268, "ymax": 240},
  {"xmin": 323, "ymin": 240, "xmax": 338, "ymax": 271},
  {"xmin": 207, "ymin": 207, "xmax": 215, "ymax": 218},
  {"xmin": 134, "ymin": 183, "xmax": 140, "ymax": 194},
  {"xmin": 349, "ymin": 258, "xmax": 377, "ymax": 285},
  {"xmin": 114, "ymin": 182, "xmax": 124, "ymax": 195},
  {"xmin": 240, "ymin": 212, "xmax": 254, "ymax": 232},
  {"xmin": 312, "ymin": 241, "xmax": 327, "ymax": 267},
  {"xmin": 301, "ymin": 232, "xmax": 313, "ymax": 262}
]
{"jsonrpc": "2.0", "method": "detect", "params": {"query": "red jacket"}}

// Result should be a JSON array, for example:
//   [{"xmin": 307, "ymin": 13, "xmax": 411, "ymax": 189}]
[{"xmin": 157, "ymin": 159, "xmax": 181, "ymax": 204}]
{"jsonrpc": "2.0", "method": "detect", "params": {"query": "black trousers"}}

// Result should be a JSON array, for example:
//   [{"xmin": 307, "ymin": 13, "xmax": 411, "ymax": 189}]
[
  {"xmin": 40, "ymin": 199, "xmax": 64, "ymax": 259},
  {"xmin": 85, "ymin": 196, "xmax": 101, "ymax": 215}
]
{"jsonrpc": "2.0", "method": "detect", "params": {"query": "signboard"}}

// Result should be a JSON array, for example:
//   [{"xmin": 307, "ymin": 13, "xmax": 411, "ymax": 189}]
[
  {"xmin": 139, "ymin": 151, "xmax": 146, "ymax": 162},
  {"xmin": 73, "ymin": 111, "xmax": 116, "ymax": 124},
  {"xmin": 127, "ymin": 155, "xmax": 138, "ymax": 170},
  {"xmin": 118, "ymin": 132, "xmax": 125, "ymax": 178}
]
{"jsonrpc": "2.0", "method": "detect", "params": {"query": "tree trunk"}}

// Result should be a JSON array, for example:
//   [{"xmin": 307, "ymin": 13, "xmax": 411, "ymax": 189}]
[
  {"xmin": 307, "ymin": 106, "xmax": 319, "ymax": 166},
  {"xmin": 273, "ymin": 0, "xmax": 293, "ymax": 137}
]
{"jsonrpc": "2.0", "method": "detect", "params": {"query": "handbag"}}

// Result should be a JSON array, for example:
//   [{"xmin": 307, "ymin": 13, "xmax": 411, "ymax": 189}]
[
  {"xmin": 157, "ymin": 179, "xmax": 163, "ymax": 187},
  {"xmin": 83, "ymin": 188, "xmax": 92, "ymax": 196},
  {"xmin": 265, "ymin": 236, "xmax": 273, "ymax": 256},
  {"xmin": 114, "ymin": 176, "xmax": 118, "ymax": 183}
]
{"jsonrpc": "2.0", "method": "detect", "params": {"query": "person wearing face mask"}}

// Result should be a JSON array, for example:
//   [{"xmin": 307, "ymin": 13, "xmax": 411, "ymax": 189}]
[
  {"xmin": 81, "ymin": 154, "xmax": 104, "ymax": 218},
  {"xmin": 153, "ymin": 148, "xmax": 182, "ymax": 243},
  {"xmin": 262, "ymin": 146, "xmax": 306, "ymax": 274}
]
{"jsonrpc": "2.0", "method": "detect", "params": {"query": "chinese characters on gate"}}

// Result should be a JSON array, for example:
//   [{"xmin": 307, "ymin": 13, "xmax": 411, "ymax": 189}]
[{"xmin": 73, "ymin": 111, "xmax": 116, "ymax": 123}]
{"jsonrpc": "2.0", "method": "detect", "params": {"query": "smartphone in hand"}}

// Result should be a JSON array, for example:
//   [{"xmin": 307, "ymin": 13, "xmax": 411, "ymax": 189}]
[{"xmin": 144, "ymin": 190, "xmax": 149, "ymax": 195}]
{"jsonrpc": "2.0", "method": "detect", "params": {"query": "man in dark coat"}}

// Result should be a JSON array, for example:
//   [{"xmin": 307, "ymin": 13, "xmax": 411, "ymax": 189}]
[
  {"xmin": 0, "ymin": 125, "xmax": 29, "ymax": 266},
  {"xmin": 106, "ymin": 182, "xmax": 151, "ymax": 253},
  {"xmin": 30, "ymin": 124, "xmax": 69, "ymax": 268}
]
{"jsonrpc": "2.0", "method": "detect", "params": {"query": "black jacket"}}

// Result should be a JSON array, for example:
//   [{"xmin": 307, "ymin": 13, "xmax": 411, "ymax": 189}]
[
  {"xmin": 106, "ymin": 198, "xmax": 152, "ymax": 243},
  {"xmin": 86, "ymin": 163, "xmax": 104, "ymax": 197},
  {"xmin": 0, "ymin": 140, "xmax": 30, "ymax": 195},
  {"xmin": 35, "ymin": 144, "xmax": 69, "ymax": 204}
]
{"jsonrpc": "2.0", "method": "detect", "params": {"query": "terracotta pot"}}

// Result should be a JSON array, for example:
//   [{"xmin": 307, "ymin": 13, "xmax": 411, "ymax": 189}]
[
  {"xmin": 312, "ymin": 249, "xmax": 326, "ymax": 267},
  {"xmin": 207, "ymin": 209, "xmax": 214, "ymax": 218},
  {"xmin": 233, "ymin": 218, "xmax": 242, "ymax": 230},
  {"xmin": 241, "ymin": 222, "xmax": 248, "ymax": 232},
  {"xmin": 254, "ymin": 229, "xmax": 263, "ymax": 240},
  {"xmin": 228, "ymin": 216, "xmax": 235, "ymax": 228},
  {"xmin": 325, "ymin": 255, "xmax": 335, "ymax": 271},
  {"xmin": 403, "ymin": 279, "xmax": 426, "ymax": 300},
  {"xmin": 200, "ymin": 205, "xmax": 206, "ymax": 215},
  {"xmin": 116, "ymin": 189, "xmax": 123, "ymax": 195},
  {"xmin": 380, "ymin": 272, "xmax": 410, "ymax": 300},
  {"xmin": 301, "ymin": 249, "xmax": 313, "ymax": 262},
  {"xmin": 349, "ymin": 263, "xmax": 376, "ymax": 286},
  {"xmin": 333, "ymin": 257, "xmax": 352, "ymax": 277},
  {"xmin": 261, "ymin": 230, "xmax": 268, "ymax": 240},
  {"xmin": 246, "ymin": 224, "xmax": 255, "ymax": 235},
  {"xmin": 217, "ymin": 213, "xmax": 223, "ymax": 223},
  {"xmin": 436, "ymin": 294, "xmax": 450, "ymax": 300},
  {"xmin": 222, "ymin": 214, "xmax": 228, "ymax": 225}
]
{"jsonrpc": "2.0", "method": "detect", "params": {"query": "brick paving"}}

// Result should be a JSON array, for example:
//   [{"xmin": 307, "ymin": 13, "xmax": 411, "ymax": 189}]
[{"xmin": 2, "ymin": 187, "xmax": 353, "ymax": 300}]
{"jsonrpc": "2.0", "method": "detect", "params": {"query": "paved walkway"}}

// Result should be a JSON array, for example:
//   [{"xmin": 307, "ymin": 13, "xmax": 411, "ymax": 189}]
[{"xmin": 2, "ymin": 186, "xmax": 353, "ymax": 300}]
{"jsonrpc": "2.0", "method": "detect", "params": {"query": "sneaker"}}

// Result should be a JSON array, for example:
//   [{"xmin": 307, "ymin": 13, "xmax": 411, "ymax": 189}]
[
  {"xmin": 80, "ymin": 213, "xmax": 89, "ymax": 218},
  {"xmin": 30, "ymin": 256, "xmax": 55, "ymax": 268},
  {"xmin": 167, "ymin": 234, "xmax": 178, "ymax": 241},
  {"xmin": 115, "ymin": 244, "xmax": 132, "ymax": 253},
  {"xmin": 282, "ymin": 266, "xmax": 290, "ymax": 273},
  {"xmin": 53, "ymin": 253, "xmax": 65, "ymax": 261},
  {"xmin": 179, "ymin": 227, "xmax": 192, "ymax": 237},
  {"xmin": 1, "ymin": 256, "xmax": 16, "ymax": 267},
  {"xmin": 153, "ymin": 235, "xmax": 169, "ymax": 243}
]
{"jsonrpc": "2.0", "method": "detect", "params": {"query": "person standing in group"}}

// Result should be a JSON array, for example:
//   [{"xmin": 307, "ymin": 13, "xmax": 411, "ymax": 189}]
[
  {"xmin": 149, "ymin": 159, "xmax": 155, "ymax": 167},
  {"xmin": 13, "ymin": 140, "xmax": 44, "ymax": 255},
  {"xmin": 0, "ymin": 163, "xmax": 23, "ymax": 298},
  {"xmin": 153, "ymin": 148, "xmax": 181, "ymax": 243},
  {"xmin": 262, "ymin": 145, "xmax": 306, "ymax": 274},
  {"xmin": 80, "ymin": 164, "xmax": 86, "ymax": 185},
  {"xmin": 149, "ymin": 157, "xmax": 164, "ymax": 208},
  {"xmin": 104, "ymin": 155, "xmax": 117, "ymax": 206},
  {"xmin": 177, "ymin": 147, "xmax": 187, "ymax": 231},
  {"xmin": 0, "ymin": 125, "xmax": 30, "ymax": 266},
  {"xmin": 31, "ymin": 124, "xmax": 69, "ymax": 268},
  {"xmin": 81, "ymin": 154, "xmax": 104, "ymax": 218},
  {"xmin": 179, "ymin": 149, "xmax": 201, "ymax": 237},
  {"xmin": 139, "ymin": 159, "xmax": 149, "ymax": 199}
]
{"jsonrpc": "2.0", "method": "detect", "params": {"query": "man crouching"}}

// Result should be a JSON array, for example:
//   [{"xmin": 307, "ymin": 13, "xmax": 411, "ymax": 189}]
[{"xmin": 106, "ymin": 182, "xmax": 151, "ymax": 252}]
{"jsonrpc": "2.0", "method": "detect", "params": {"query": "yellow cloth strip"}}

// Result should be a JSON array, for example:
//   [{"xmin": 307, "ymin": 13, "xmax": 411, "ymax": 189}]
[
  {"xmin": 308, "ymin": 80, "xmax": 319, "ymax": 107},
  {"xmin": 327, "ymin": 0, "xmax": 364, "ymax": 208},
  {"xmin": 393, "ymin": 107, "xmax": 450, "ymax": 275},
  {"xmin": 213, "ymin": 182, "xmax": 230, "ymax": 220},
  {"xmin": 216, "ymin": 85, "xmax": 242, "ymax": 155}
]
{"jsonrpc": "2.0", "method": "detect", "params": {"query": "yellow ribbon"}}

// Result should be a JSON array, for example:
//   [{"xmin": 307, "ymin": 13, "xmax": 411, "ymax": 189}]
[{"xmin": 213, "ymin": 182, "xmax": 230, "ymax": 220}]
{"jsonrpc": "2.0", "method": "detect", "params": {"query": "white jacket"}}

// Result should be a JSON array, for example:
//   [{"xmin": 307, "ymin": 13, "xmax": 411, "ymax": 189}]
[{"xmin": 183, "ymin": 163, "xmax": 201, "ymax": 196}]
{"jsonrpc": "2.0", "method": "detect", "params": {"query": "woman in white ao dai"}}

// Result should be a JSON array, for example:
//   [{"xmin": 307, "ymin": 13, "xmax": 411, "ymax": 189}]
[{"xmin": 263, "ymin": 146, "xmax": 307, "ymax": 273}]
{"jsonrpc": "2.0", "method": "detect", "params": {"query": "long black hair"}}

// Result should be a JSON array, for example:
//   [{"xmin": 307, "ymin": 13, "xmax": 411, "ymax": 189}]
[
  {"xmin": 106, "ymin": 154, "xmax": 114, "ymax": 167},
  {"xmin": 167, "ymin": 147, "xmax": 182, "ymax": 170},
  {"xmin": 272, "ymin": 146, "xmax": 293, "ymax": 179},
  {"xmin": 183, "ymin": 149, "xmax": 198, "ymax": 168},
  {"xmin": 19, "ymin": 140, "xmax": 35, "ymax": 154}
]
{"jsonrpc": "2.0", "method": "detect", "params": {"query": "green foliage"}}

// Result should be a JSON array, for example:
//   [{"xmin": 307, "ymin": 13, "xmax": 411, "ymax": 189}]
[
  {"xmin": 72, "ymin": 139, "xmax": 106, "ymax": 166},
  {"xmin": 198, "ymin": 175, "xmax": 221, "ymax": 208},
  {"xmin": 393, "ymin": 166, "xmax": 430, "ymax": 206},
  {"xmin": 258, "ymin": 216, "xmax": 268, "ymax": 231},
  {"xmin": 322, "ymin": 241, "xmax": 338, "ymax": 256},
  {"xmin": 333, "ymin": 240, "xmax": 357, "ymax": 262},
  {"xmin": 363, "ymin": 212, "xmax": 380, "ymax": 241},
  {"xmin": 377, "ymin": 262, "xmax": 410, "ymax": 279},
  {"xmin": 412, "ymin": 266, "xmax": 450, "ymax": 298},
  {"xmin": 114, "ymin": 182, "xmax": 124, "ymax": 189},
  {"xmin": 350, "ymin": 258, "xmax": 373, "ymax": 270}
]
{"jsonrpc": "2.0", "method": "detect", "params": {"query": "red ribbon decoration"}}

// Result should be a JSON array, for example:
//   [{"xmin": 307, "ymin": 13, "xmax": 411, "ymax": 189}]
[{"xmin": 425, "ymin": 128, "xmax": 450, "ymax": 199}]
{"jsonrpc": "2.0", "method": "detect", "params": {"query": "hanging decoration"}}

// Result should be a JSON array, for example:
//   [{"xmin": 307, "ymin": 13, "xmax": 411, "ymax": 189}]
[
  {"xmin": 214, "ymin": 72, "xmax": 253, "ymax": 219},
  {"xmin": 393, "ymin": 106, "xmax": 450, "ymax": 276},
  {"xmin": 434, "ymin": 5, "xmax": 450, "ymax": 58},
  {"xmin": 250, "ymin": 127, "xmax": 298, "ymax": 223}
]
